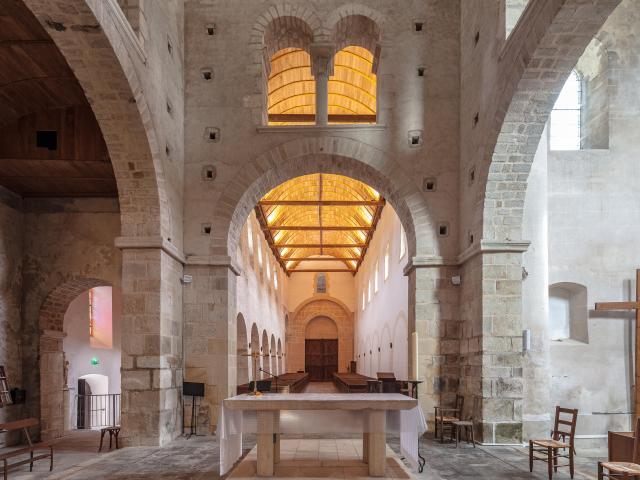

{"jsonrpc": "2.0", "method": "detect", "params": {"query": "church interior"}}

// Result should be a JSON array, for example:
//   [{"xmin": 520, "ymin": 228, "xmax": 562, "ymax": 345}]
[{"xmin": 0, "ymin": 0, "xmax": 639, "ymax": 478}]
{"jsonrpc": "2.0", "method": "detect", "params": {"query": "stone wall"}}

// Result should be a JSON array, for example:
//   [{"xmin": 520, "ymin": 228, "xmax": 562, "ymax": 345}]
[
  {"xmin": 287, "ymin": 298, "xmax": 353, "ymax": 374},
  {"xmin": 0, "ymin": 190, "xmax": 24, "ymax": 442}
]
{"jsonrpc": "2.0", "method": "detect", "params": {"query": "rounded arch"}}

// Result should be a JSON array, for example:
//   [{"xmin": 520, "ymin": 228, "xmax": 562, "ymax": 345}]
[
  {"xmin": 218, "ymin": 137, "xmax": 437, "ymax": 263},
  {"xmin": 380, "ymin": 323, "xmax": 393, "ymax": 373},
  {"xmin": 236, "ymin": 313, "xmax": 249, "ymax": 386},
  {"xmin": 250, "ymin": 323, "xmax": 260, "ymax": 351},
  {"xmin": 326, "ymin": 3, "xmax": 385, "ymax": 36},
  {"xmin": 21, "ymin": 0, "xmax": 169, "ymax": 239},
  {"xmin": 332, "ymin": 14, "xmax": 381, "ymax": 60},
  {"xmin": 39, "ymin": 277, "xmax": 112, "ymax": 440},
  {"xmin": 277, "ymin": 338, "xmax": 283, "ymax": 375},
  {"xmin": 480, "ymin": 0, "xmax": 620, "ymax": 241},
  {"xmin": 305, "ymin": 316, "xmax": 339, "ymax": 339}
]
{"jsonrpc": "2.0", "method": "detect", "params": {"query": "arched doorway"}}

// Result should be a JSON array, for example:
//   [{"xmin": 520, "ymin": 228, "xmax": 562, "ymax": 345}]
[
  {"xmin": 261, "ymin": 330, "xmax": 269, "ymax": 379},
  {"xmin": 305, "ymin": 316, "xmax": 339, "ymax": 381},
  {"xmin": 236, "ymin": 314, "xmax": 249, "ymax": 386},
  {"xmin": 39, "ymin": 278, "xmax": 118, "ymax": 439}
]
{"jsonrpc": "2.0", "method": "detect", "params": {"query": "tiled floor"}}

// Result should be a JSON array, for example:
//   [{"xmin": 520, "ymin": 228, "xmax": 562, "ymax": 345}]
[
  {"xmin": 229, "ymin": 439, "xmax": 412, "ymax": 479},
  {"xmin": 1, "ymin": 429, "xmax": 605, "ymax": 479}
]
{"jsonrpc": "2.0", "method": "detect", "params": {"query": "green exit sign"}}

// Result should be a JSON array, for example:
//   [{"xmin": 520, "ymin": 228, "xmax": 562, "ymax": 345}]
[{"xmin": 91, "ymin": 357, "xmax": 100, "ymax": 366}]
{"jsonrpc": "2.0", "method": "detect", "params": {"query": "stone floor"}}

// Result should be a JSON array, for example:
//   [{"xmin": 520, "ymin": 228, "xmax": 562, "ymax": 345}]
[{"xmin": 3, "ymin": 429, "xmax": 605, "ymax": 479}]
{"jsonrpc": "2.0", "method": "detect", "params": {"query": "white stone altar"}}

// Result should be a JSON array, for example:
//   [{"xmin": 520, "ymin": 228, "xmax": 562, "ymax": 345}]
[{"xmin": 218, "ymin": 393, "xmax": 425, "ymax": 478}]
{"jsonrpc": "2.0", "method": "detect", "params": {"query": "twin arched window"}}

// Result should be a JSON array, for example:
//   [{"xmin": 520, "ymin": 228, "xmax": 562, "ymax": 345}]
[{"xmin": 267, "ymin": 46, "xmax": 377, "ymax": 125}]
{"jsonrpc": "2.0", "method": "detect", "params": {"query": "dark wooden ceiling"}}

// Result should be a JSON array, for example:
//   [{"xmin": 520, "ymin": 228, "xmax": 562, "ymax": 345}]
[{"xmin": 0, "ymin": 0, "xmax": 116, "ymax": 197}]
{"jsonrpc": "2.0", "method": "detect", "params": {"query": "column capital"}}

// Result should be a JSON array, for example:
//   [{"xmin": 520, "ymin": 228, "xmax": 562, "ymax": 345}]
[
  {"xmin": 310, "ymin": 43, "xmax": 335, "ymax": 77},
  {"xmin": 114, "ymin": 236, "xmax": 186, "ymax": 264}
]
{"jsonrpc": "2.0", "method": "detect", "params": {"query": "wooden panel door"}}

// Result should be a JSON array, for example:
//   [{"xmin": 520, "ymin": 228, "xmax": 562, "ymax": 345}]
[{"xmin": 305, "ymin": 339, "xmax": 338, "ymax": 381}]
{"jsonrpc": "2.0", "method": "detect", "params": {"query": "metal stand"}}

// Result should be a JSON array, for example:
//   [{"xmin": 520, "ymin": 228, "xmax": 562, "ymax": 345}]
[
  {"xmin": 186, "ymin": 395, "xmax": 199, "ymax": 438},
  {"xmin": 259, "ymin": 368, "xmax": 279, "ymax": 392}
]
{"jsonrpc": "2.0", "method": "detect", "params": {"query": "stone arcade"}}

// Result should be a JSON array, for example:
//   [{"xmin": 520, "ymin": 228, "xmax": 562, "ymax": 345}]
[{"xmin": 1, "ymin": 0, "xmax": 640, "ymax": 478}]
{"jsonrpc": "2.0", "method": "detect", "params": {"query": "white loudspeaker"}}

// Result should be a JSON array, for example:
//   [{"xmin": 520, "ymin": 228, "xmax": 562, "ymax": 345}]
[
  {"xmin": 451, "ymin": 275, "xmax": 461, "ymax": 286},
  {"xmin": 181, "ymin": 275, "xmax": 193, "ymax": 284},
  {"xmin": 522, "ymin": 329, "xmax": 531, "ymax": 353}
]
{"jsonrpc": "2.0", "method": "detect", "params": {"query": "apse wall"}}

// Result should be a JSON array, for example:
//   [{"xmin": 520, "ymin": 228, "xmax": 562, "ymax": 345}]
[
  {"xmin": 354, "ymin": 206, "xmax": 408, "ymax": 379},
  {"xmin": 235, "ymin": 212, "xmax": 287, "ymax": 380}
]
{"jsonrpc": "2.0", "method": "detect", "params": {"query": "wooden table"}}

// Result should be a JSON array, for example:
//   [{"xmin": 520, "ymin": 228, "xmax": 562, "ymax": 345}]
[{"xmin": 223, "ymin": 393, "xmax": 417, "ymax": 477}]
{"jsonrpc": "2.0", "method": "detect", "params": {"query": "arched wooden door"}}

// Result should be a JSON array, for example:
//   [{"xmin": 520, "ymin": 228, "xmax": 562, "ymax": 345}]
[{"xmin": 304, "ymin": 316, "xmax": 338, "ymax": 381}]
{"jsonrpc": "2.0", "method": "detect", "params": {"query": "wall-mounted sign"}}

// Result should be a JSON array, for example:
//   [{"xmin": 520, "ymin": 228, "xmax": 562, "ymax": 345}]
[{"xmin": 91, "ymin": 357, "xmax": 100, "ymax": 366}]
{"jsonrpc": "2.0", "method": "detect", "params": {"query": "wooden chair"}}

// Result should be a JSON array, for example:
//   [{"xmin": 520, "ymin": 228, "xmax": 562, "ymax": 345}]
[
  {"xmin": 452, "ymin": 396, "xmax": 479, "ymax": 448},
  {"xmin": 529, "ymin": 406, "xmax": 579, "ymax": 480},
  {"xmin": 0, "ymin": 418, "xmax": 53, "ymax": 479},
  {"xmin": 599, "ymin": 417, "xmax": 640, "ymax": 479},
  {"xmin": 434, "ymin": 394, "xmax": 464, "ymax": 443}
]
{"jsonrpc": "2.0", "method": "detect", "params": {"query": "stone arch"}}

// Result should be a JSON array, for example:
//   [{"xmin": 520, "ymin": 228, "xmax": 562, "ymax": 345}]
[
  {"xmin": 326, "ymin": 4, "xmax": 385, "ymax": 37},
  {"xmin": 39, "ymin": 277, "xmax": 112, "ymax": 440},
  {"xmin": 21, "ymin": 0, "xmax": 170, "ymax": 239},
  {"xmin": 332, "ymin": 14, "xmax": 381, "ymax": 62},
  {"xmin": 250, "ymin": 323, "xmax": 260, "ymax": 381},
  {"xmin": 236, "ymin": 314, "xmax": 249, "ymax": 386},
  {"xmin": 261, "ymin": 329, "xmax": 269, "ymax": 378},
  {"xmin": 277, "ymin": 338, "xmax": 283, "ymax": 375},
  {"xmin": 218, "ymin": 137, "xmax": 437, "ymax": 263},
  {"xmin": 270, "ymin": 334, "xmax": 277, "ymax": 374},
  {"xmin": 481, "ymin": 0, "xmax": 620, "ymax": 241},
  {"xmin": 287, "ymin": 296, "xmax": 353, "ymax": 376}
]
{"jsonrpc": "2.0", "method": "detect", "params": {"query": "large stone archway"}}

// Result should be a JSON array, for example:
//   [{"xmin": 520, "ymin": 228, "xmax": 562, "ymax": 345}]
[
  {"xmin": 18, "ymin": 0, "xmax": 185, "ymax": 446},
  {"xmin": 39, "ymin": 277, "xmax": 112, "ymax": 440}
]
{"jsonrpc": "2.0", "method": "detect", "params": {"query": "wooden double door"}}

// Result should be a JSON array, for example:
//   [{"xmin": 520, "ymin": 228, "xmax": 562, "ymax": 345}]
[{"xmin": 305, "ymin": 339, "xmax": 338, "ymax": 381}]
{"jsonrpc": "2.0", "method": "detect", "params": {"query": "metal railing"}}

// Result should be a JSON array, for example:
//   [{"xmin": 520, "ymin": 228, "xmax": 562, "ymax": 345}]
[{"xmin": 76, "ymin": 393, "xmax": 120, "ymax": 429}]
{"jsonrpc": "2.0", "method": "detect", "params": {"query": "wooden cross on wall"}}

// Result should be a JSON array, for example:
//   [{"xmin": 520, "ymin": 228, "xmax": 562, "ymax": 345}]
[{"xmin": 595, "ymin": 269, "xmax": 640, "ymax": 418}]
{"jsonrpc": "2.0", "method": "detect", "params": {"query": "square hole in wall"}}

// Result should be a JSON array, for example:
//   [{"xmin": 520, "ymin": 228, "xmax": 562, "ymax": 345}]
[
  {"xmin": 206, "ymin": 23, "xmax": 216, "ymax": 36},
  {"xmin": 201, "ymin": 68, "xmax": 213, "ymax": 81},
  {"xmin": 202, "ymin": 165, "xmax": 216, "ymax": 181},
  {"xmin": 408, "ymin": 130, "xmax": 423, "ymax": 147},
  {"xmin": 36, "ymin": 130, "xmax": 58, "ymax": 150},
  {"xmin": 474, "ymin": 31, "xmax": 480, "ymax": 46},
  {"xmin": 413, "ymin": 20, "xmax": 425, "ymax": 33},
  {"xmin": 417, "ymin": 67, "xmax": 425, "ymax": 77},
  {"xmin": 389, "ymin": 342, "xmax": 393, "ymax": 349},
  {"xmin": 165, "ymin": 144, "xmax": 171, "ymax": 157},
  {"xmin": 167, "ymin": 36, "xmax": 173, "ymax": 56},
  {"xmin": 438, "ymin": 223, "xmax": 449, "ymax": 237},
  {"xmin": 472, "ymin": 112, "xmax": 479, "ymax": 128},
  {"xmin": 205, "ymin": 127, "xmax": 220, "ymax": 142},
  {"xmin": 468, "ymin": 166, "xmax": 476, "ymax": 185},
  {"xmin": 423, "ymin": 177, "xmax": 437, "ymax": 192},
  {"xmin": 166, "ymin": 100, "xmax": 173, "ymax": 116},
  {"xmin": 468, "ymin": 231, "xmax": 475, "ymax": 245},
  {"xmin": 201, "ymin": 223, "xmax": 212, "ymax": 235}
]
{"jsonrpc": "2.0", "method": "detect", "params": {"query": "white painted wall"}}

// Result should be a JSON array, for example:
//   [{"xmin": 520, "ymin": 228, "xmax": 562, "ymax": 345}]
[
  {"xmin": 354, "ymin": 205, "xmax": 408, "ymax": 379},
  {"xmin": 235, "ymin": 212, "xmax": 288, "ymax": 382}
]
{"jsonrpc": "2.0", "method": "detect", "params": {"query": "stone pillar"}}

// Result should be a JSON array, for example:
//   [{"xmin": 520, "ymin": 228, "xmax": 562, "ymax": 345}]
[
  {"xmin": 183, "ymin": 261, "xmax": 238, "ymax": 432},
  {"xmin": 310, "ymin": 44, "xmax": 334, "ymax": 126},
  {"xmin": 39, "ymin": 330, "xmax": 65, "ymax": 440},
  {"xmin": 522, "ymin": 126, "xmax": 550, "ymax": 439},
  {"xmin": 118, "ymin": 245, "xmax": 183, "ymax": 447},
  {"xmin": 408, "ymin": 264, "xmax": 461, "ymax": 420},
  {"xmin": 480, "ymin": 248, "xmax": 527, "ymax": 443}
]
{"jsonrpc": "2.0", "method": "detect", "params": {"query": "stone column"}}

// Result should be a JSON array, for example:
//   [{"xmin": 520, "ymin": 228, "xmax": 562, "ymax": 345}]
[
  {"xmin": 310, "ymin": 44, "xmax": 334, "ymax": 126},
  {"xmin": 522, "ymin": 126, "xmax": 550, "ymax": 439},
  {"xmin": 39, "ymin": 330, "xmax": 65, "ymax": 440},
  {"xmin": 117, "ymin": 241, "xmax": 184, "ymax": 447},
  {"xmin": 183, "ymin": 260, "xmax": 238, "ymax": 432},
  {"xmin": 408, "ymin": 264, "xmax": 461, "ymax": 419}
]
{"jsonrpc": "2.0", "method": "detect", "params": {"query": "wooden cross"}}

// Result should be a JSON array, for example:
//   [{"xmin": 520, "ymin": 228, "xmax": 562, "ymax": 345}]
[{"xmin": 595, "ymin": 269, "xmax": 640, "ymax": 417}]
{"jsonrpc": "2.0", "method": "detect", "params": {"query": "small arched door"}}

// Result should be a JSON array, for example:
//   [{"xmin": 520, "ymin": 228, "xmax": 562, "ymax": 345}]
[{"xmin": 305, "ymin": 316, "xmax": 338, "ymax": 381}]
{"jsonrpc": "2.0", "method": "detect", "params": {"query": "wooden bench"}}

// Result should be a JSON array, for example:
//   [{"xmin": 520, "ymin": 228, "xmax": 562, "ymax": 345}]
[
  {"xmin": 0, "ymin": 418, "xmax": 53, "ymax": 479},
  {"xmin": 332, "ymin": 372, "xmax": 374, "ymax": 393}
]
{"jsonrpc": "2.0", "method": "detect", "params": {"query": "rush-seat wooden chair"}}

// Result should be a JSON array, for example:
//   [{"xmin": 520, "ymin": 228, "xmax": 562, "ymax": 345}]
[
  {"xmin": 452, "ymin": 396, "xmax": 480, "ymax": 448},
  {"xmin": 434, "ymin": 394, "xmax": 464, "ymax": 443},
  {"xmin": 529, "ymin": 406, "xmax": 579, "ymax": 480},
  {"xmin": 598, "ymin": 417, "xmax": 640, "ymax": 479}
]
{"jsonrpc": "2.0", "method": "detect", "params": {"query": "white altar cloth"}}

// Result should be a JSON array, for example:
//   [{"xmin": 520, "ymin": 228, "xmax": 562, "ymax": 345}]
[{"xmin": 217, "ymin": 393, "xmax": 427, "ymax": 475}]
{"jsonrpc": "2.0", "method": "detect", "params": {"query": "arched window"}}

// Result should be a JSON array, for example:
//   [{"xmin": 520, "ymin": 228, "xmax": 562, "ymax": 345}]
[
  {"xmin": 374, "ymin": 260, "xmax": 379, "ymax": 293},
  {"xmin": 328, "ymin": 46, "xmax": 377, "ymax": 124},
  {"xmin": 399, "ymin": 225, "xmax": 406, "ymax": 260},
  {"xmin": 384, "ymin": 242, "xmax": 390, "ymax": 280},
  {"xmin": 315, "ymin": 273, "xmax": 327, "ymax": 294},
  {"xmin": 247, "ymin": 221, "xmax": 253, "ymax": 254},
  {"xmin": 550, "ymin": 70, "xmax": 582, "ymax": 150},
  {"xmin": 268, "ymin": 48, "xmax": 315, "ymax": 125}
]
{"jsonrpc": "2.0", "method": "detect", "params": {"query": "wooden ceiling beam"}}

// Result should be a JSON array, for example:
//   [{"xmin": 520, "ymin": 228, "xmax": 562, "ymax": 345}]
[
  {"xmin": 274, "ymin": 243, "xmax": 366, "ymax": 248},
  {"xmin": 254, "ymin": 205, "xmax": 289, "ymax": 273},
  {"xmin": 264, "ymin": 225, "xmax": 372, "ymax": 231},
  {"xmin": 0, "ymin": 39, "xmax": 53, "ymax": 46},
  {"xmin": 282, "ymin": 257, "xmax": 359, "ymax": 262},
  {"xmin": 259, "ymin": 200, "xmax": 384, "ymax": 206},
  {"xmin": 288, "ymin": 269, "xmax": 355, "ymax": 274}
]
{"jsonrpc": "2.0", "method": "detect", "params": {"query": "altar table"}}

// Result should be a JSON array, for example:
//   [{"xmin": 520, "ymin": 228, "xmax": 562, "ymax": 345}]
[{"xmin": 219, "ymin": 393, "xmax": 422, "ymax": 477}]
